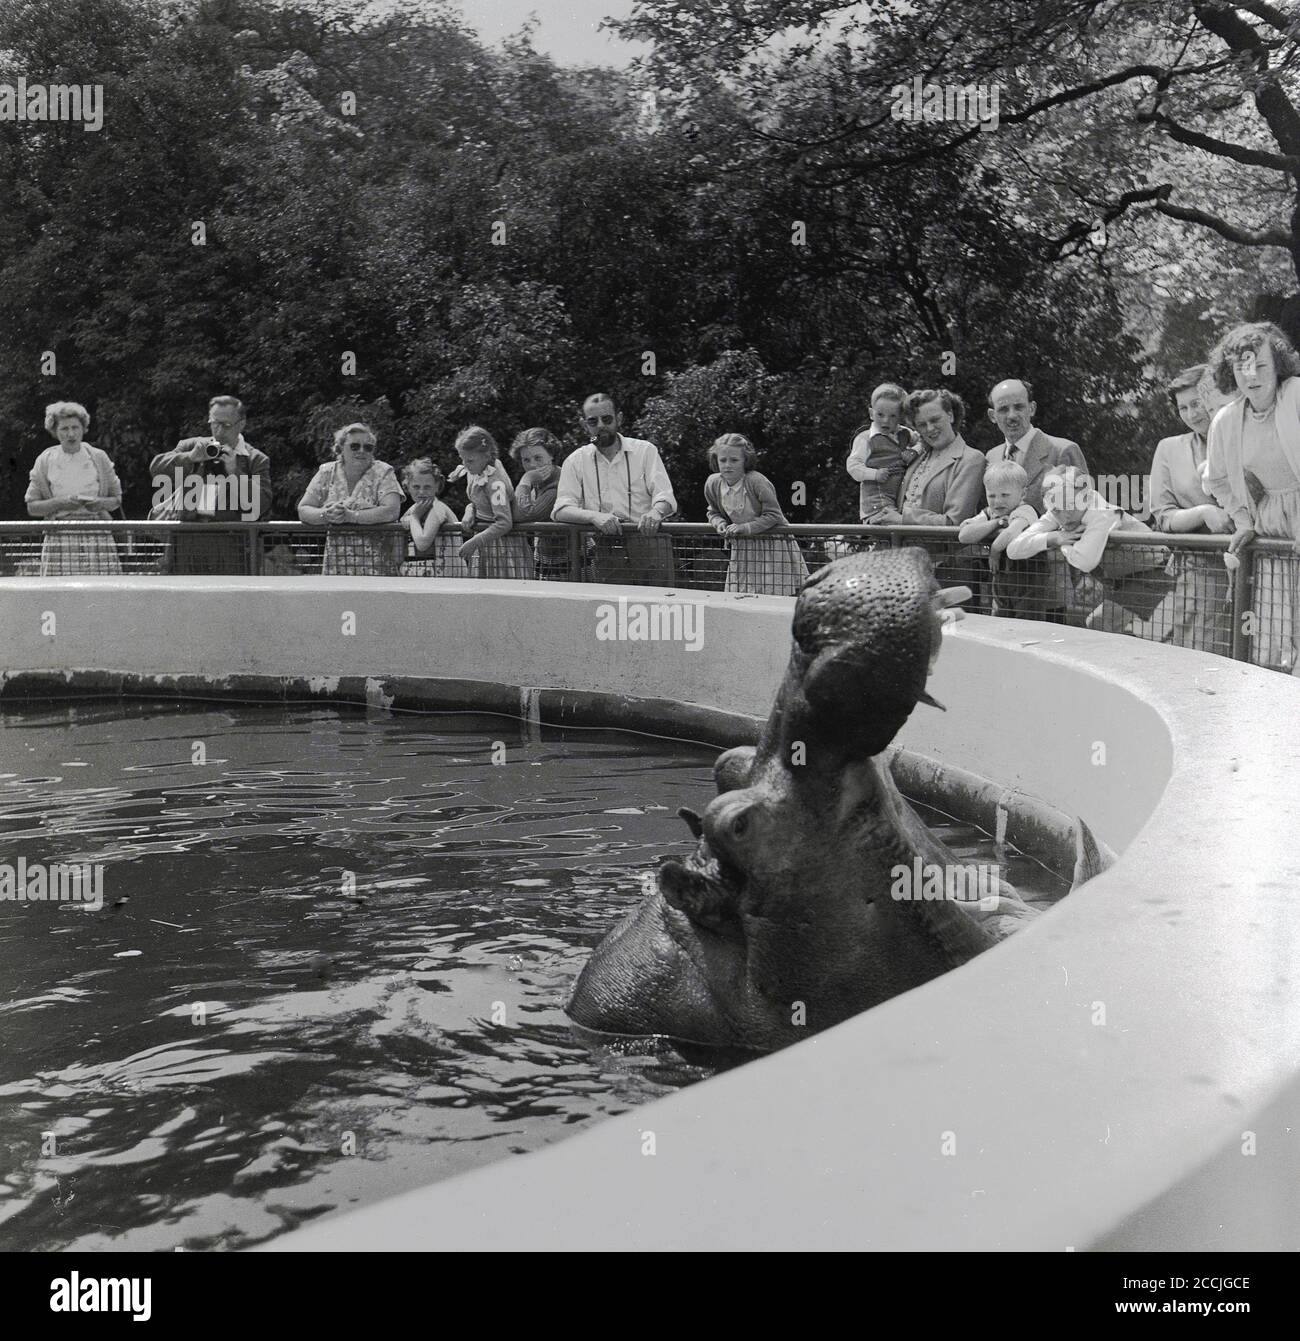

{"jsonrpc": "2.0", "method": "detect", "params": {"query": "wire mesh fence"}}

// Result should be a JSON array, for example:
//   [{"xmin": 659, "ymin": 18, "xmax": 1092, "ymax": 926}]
[{"xmin": 0, "ymin": 519, "xmax": 1293, "ymax": 669}]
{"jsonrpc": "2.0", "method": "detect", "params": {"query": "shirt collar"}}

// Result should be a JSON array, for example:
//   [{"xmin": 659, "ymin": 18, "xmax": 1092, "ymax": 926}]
[
  {"xmin": 917, "ymin": 432, "xmax": 965, "ymax": 459},
  {"xmin": 1009, "ymin": 428, "xmax": 1037, "ymax": 453}
]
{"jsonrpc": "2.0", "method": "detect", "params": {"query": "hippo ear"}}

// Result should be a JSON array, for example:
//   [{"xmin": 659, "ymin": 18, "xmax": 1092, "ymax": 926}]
[{"xmin": 714, "ymin": 745, "xmax": 756, "ymax": 794}]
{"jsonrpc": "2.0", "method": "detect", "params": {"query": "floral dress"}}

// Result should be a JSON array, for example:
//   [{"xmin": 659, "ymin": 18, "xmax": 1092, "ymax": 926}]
[
  {"xmin": 301, "ymin": 459, "xmax": 405, "ymax": 576},
  {"xmin": 37, "ymin": 445, "xmax": 121, "ymax": 576}
]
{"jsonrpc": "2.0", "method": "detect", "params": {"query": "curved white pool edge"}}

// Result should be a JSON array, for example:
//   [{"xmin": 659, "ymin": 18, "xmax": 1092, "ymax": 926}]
[{"xmin": 2, "ymin": 576, "xmax": 1298, "ymax": 1250}]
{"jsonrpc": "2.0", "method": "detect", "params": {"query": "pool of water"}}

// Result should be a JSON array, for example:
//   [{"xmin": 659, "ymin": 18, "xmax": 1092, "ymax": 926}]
[{"xmin": 0, "ymin": 699, "xmax": 1067, "ymax": 1250}]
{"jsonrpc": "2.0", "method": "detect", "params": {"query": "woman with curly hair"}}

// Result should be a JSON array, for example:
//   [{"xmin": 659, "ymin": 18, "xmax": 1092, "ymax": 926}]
[
  {"xmin": 298, "ymin": 422, "xmax": 405, "ymax": 575},
  {"xmin": 1204, "ymin": 320, "xmax": 1300, "ymax": 673},
  {"xmin": 873, "ymin": 388, "xmax": 986, "ymax": 597},
  {"xmin": 25, "ymin": 401, "xmax": 122, "ymax": 575}
]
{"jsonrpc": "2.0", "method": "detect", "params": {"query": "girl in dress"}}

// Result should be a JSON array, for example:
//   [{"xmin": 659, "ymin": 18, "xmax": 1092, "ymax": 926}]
[
  {"xmin": 25, "ymin": 402, "xmax": 123, "ymax": 575},
  {"xmin": 1204, "ymin": 321, "xmax": 1300, "ymax": 674},
  {"xmin": 509, "ymin": 427, "xmax": 570, "ymax": 579},
  {"xmin": 454, "ymin": 425, "xmax": 534, "ymax": 580},
  {"xmin": 399, "ymin": 458, "xmax": 469, "ymax": 578},
  {"xmin": 704, "ymin": 433, "xmax": 809, "ymax": 596},
  {"xmin": 297, "ymin": 423, "xmax": 405, "ymax": 575}
]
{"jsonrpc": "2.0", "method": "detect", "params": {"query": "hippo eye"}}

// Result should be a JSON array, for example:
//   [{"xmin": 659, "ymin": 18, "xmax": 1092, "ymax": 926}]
[{"xmin": 732, "ymin": 813, "xmax": 749, "ymax": 837}]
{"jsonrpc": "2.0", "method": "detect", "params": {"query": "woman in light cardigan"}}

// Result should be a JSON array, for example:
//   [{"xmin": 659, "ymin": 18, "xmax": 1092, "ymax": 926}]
[
  {"xmin": 25, "ymin": 401, "xmax": 123, "ymax": 575},
  {"xmin": 1203, "ymin": 321, "xmax": 1300, "ymax": 674},
  {"xmin": 704, "ymin": 433, "xmax": 808, "ymax": 595}
]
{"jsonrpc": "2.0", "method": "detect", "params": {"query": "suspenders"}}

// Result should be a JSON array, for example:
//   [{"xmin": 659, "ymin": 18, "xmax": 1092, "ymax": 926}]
[{"xmin": 589, "ymin": 446, "xmax": 635, "ymax": 516}]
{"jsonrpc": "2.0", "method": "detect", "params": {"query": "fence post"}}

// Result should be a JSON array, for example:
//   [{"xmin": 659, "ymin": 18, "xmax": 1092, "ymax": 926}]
[
  {"xmin": 247, "ymin": 525, "xmax": 260, "ymax": 576},
  {"xmin": 1229, "ymin": 545, "xmax": 1252, "ymax": 662}
]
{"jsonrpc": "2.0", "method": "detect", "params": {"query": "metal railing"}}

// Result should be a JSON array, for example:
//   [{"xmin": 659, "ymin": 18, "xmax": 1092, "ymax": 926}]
[{"xmin": 0, "ymin": 519, "xmax": 1294, "ymax": 672}]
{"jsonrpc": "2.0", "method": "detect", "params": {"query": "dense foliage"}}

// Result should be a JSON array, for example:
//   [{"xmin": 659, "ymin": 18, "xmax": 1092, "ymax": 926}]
[{"xmin": 0, "ymin": 0, "xmax": 1261, "ymax": 522}]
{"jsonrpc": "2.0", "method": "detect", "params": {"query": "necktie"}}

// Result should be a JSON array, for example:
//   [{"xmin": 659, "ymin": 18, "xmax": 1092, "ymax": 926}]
[{"xmin": 1006, "ymin": 442, "xmax": 1018, "ymax": 462}]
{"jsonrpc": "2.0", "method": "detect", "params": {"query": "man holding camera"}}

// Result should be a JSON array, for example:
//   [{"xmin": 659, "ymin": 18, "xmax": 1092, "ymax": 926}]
[{"xmin": 149, "ymin": 395, "xmax": 272, "ymax": 573}]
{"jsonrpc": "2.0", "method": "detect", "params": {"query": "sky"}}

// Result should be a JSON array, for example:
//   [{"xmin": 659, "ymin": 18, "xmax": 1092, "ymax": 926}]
[{"xmin": 456, "ymin": 1, "xmax": 646, "ymax": 67}]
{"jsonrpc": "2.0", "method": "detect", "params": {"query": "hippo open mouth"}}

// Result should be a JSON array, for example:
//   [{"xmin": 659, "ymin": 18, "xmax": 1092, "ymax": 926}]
[
  {"xmin": 658, "ymin": 825, "xmax": 744, "ymax": 934},
  {"xmin": 566, "ymin": 549, "xmax": 1104, "ymax": 1054}
]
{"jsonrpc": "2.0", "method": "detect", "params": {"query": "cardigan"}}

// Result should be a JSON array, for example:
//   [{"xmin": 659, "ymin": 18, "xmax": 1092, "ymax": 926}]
[
  {"xmin": 1205, "ymin": 378, "xmax": 1300, "ymax": 531},
  {"xmin": 26, "ymin": 444, "xmax": 122, "ymax": 514},
  {"xmin": 464, "ymin": 460, "xmax": 519, "ymax": 543},
  {"xmin": 704, "ymin": 470, "xmax": 791, "ymax": 535},
  {"xmin": 1149, "ymin": 431, "xmax": 1216, "ymax": 530}
]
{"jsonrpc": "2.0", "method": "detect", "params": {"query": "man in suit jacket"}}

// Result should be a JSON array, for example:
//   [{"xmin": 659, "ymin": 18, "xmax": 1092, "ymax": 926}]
[{"xmin": 984, "ymin": 379, "xmax": 1088, "ymax": 513}]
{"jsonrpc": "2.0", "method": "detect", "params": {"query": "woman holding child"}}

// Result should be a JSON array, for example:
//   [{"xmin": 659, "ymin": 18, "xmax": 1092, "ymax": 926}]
[
  {"xmin": 873, "ymin": 388, "xmax": 985, "ymax": 592},
  {"xmin": 1203, "ymin": 321, "xmax": 1300, "ymax": 674},
  {"xmin": 885, "ymin": 389, "xmax": 986, "ymax": 527}
]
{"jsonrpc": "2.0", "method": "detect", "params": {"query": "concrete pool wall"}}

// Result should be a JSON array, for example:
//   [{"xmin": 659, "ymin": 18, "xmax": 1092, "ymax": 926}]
[{"xmin": 1, "ymin": 575, "xmax": 1298, "ymax": 1249}]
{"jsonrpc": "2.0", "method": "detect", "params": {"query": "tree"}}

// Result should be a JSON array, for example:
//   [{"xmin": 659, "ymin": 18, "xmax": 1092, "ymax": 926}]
[{"xmin": 614, "ymin": 1, "xmax": 1300, "ymax": 287}]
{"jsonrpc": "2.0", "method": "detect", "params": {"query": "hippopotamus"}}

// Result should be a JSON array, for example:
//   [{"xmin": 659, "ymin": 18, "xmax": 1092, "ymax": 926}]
[{"xmin": 566, "ymin": 547, "xmax": 1110, "ymax": 1054}]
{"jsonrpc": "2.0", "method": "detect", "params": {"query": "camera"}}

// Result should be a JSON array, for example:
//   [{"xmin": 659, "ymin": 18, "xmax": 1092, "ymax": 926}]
[{"xmin": 198, "ymin": 439, "xmax": 223, "ymax": 461}]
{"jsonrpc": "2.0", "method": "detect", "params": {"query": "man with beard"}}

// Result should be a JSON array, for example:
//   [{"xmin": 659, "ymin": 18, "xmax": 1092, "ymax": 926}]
[{"xmin": 552, "ymin": 391, "xmax": 677, "ymax": 585}]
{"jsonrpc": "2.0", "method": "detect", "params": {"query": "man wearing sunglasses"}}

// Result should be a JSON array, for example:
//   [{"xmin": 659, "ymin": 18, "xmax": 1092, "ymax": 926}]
[{"xmin": 552, "ymin": 391, "xmax": 678, "ymax": 586}]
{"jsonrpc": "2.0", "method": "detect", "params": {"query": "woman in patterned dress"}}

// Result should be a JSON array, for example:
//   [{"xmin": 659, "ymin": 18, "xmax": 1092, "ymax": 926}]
[
  {"xmin": 297, "ymin": 423, "xmax": 405, "ymax": 575},
  {"xmin": 1204, "ymin": 322, "xmax": 1300, "ymax": 674},
  {"xmin": 25, "ymin": 401, "xmax": 123, "ymax": 576},
  {"xmin": 704, "ymin": 433, "xmax": 808, "ymax": 596}
]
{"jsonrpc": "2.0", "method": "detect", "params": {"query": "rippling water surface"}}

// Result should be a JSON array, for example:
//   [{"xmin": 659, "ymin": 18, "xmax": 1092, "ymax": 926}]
[{"xmin": 0, "ymin": 700, "xmax": 1065, "ymax": 1251}]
